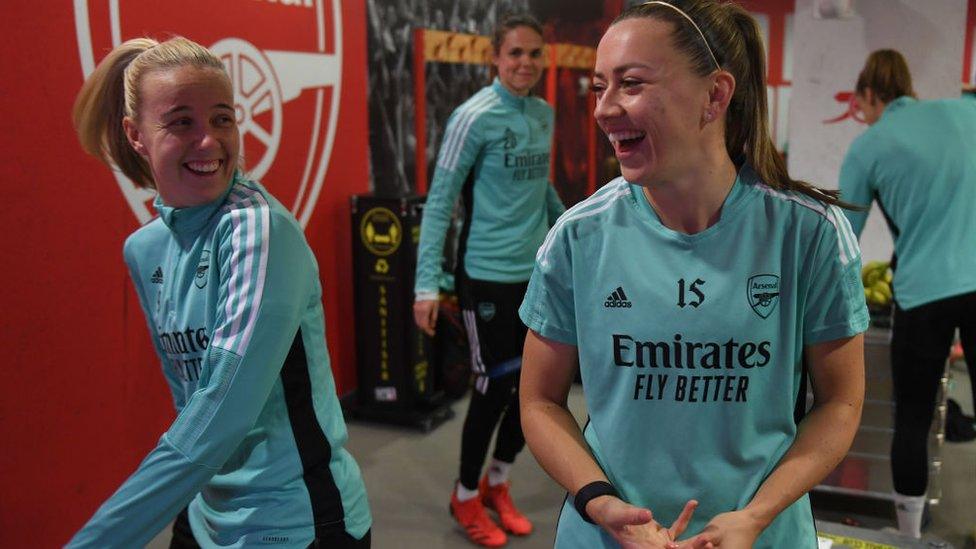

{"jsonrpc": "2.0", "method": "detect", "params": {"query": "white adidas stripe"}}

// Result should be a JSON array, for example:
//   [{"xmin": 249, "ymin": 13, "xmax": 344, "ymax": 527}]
[
  {"xmin": 443, "ymin": 94, "xmax": 497, "ymax": 172},
  {"xmin": 536, "ymin": 179, "xmax": 628, "ymax": 258},
  {"xmin": 462, "ymin": 309, "xmax": 487, "ymax": 377},
  {"xmin": 217, "ymin": 187, "xmax": 255, "ymax": 348},
  {"xmin": 438, "ymin": 92, "xmax": 499, "ymax": 172},
  {"xmin": 219, "ymin": 201, "xmax": 245, "ymax": 348},
  {"xmin": 437, "ymin": 87, "xmax": 492, "ymax": 169},
  {"xmin": 474, "ymin": 375, "xmax": 489, "ymax": 395},
  {"xmin": 212, "ymin": 187, "xmax": 271, "ymax": 355},
  {"xmin": 219, "ymin": 188, "xmax": 257, "ymax": 350},
  {"xmin": 830, "ymin": 204, "xmax": 860, "ymax": 266},
  {"xmin": 436, "ymin": 92, "xmax": 489, "ymax": 170},
  {"xmin": 537, "ymin": 180, "xmax": 632, "ymax": 267},
  {"xmin": 237, "ymin": 193, "xmax": 270, "ymax": 355},
  {"xmin": 754, "ymin": 184, "xmax": 860, "ymax": 266}
]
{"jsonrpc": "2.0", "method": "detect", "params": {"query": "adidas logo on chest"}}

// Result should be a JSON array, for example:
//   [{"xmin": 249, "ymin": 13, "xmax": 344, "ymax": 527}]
[{"xmin": 604, "ymin": 286, "xmax": 632, "ymax": 308}]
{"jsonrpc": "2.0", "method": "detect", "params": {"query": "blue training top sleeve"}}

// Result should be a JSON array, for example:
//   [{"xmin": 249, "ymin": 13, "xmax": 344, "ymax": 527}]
[
  {"xmin": 414, "ymin": 107, "xmax": 486, "ymax": 299},
  {"xmin": 519, "ymin": 222, "xmax": 578, "ymax": 345},
  {"xmin": 838, "ymin": 140, "xmax": 873, "ymax": 238},
  {"xmin": 803, "ymin": 205, "xmax": 870, "ymax": 345},
  {"xmin": 69, "ymin": 206, "xmax": 314, "ymax": 549}
]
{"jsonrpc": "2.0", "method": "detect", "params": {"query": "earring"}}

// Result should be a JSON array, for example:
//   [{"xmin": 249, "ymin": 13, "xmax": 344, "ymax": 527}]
[{"xmin": 704, "ymin": 110, "xmax": 714, "ymax": 122}]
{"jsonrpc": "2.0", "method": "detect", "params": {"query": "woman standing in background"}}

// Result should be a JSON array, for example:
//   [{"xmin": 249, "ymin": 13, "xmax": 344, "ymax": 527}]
[
  {"xmin": 413, "ymin": 13, "xmax": 564, "ymax": 548},
  {"xmin": 840, "ymin": 48, "xmax": 976, "ymax": 539}
]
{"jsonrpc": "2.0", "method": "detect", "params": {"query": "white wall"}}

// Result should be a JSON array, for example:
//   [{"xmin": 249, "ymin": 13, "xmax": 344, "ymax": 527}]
[{"xmin": 787, "ymin": 0, "xmax": 967, "ymax": 262}]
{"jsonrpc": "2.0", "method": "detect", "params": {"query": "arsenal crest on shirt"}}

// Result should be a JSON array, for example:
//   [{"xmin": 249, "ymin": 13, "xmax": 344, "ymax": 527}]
[{"xmin": 747, "ymin": 274, "xmax": 780, "ymax": 319}]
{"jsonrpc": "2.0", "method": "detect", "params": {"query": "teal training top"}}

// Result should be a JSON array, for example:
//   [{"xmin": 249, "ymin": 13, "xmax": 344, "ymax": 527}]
[
  {"xmin": 520, "ymin": 168, "xmax": 868, "ymax": 548},
  {"xmin": 70, "ymin": 175, "xmax": 371, "ymax": 548},
  {"xmin": 414, "ymin": 78, "xmax": 565, "ymax": 299},
  {"xmin": 839, "ymin": 95, "xmax": 976, "ymax": 309}
]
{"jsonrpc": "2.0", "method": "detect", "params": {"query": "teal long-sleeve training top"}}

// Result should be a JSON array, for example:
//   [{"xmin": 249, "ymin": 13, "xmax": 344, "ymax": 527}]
[
  {"xmin": 414, "ymin": 78, "xmax": 565, "ymax": 300},
  {"xmin": 69, "ymin": 175, "xmax": 371, "ymax": 548}
]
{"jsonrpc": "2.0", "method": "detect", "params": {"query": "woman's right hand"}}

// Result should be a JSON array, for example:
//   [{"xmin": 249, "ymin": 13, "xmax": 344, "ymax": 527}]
[
  {"xmin": 413, "ymin": 299, "xmax": 439, "ymax": 336},
  {"xmin": 587, "ymin": 496, "xmax": 700, "ymax": 548}
]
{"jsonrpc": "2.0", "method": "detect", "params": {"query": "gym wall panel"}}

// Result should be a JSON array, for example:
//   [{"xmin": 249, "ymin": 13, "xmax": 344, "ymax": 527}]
[{"xmin": 0, "ymin": 1, "xmax": 368, "ymax": 546}]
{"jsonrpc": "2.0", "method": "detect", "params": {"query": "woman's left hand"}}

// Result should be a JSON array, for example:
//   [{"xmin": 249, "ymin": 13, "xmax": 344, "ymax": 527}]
[{"xmin": 681, "ymin": 510, "xmax": 764, "ymax": 548}]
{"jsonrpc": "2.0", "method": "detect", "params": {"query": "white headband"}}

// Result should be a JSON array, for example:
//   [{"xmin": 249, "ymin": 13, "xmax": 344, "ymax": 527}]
[{"xmin": 641, "ymin": 1, "xmax": 721, "ymax": 70}]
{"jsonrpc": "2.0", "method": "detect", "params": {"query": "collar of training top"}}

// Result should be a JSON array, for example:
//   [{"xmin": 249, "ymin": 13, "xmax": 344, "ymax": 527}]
[{"xmin": 154, "ymin": 172, "xmax": 239, "ymax": 236}]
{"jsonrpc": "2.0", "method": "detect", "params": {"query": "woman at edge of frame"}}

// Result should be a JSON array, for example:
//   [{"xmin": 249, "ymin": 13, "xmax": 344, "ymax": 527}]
[
  {"xmin": 68, "ymin": 36, "xmax": 371, "ymax": 548},
  {"xmin": 839, "ymin": 48, "xmax": 976, "ymax": 539},
  {"xmin": 519, "ymin": 1, "xmax": 868, "ymax": 547},
  {"xmin": 413, "ymin": 13, "xmax": 566, "ymax": 549}
]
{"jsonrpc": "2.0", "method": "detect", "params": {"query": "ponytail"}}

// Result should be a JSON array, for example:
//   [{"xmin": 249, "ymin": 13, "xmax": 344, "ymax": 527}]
[
  {"xmin": 73, "ymin": 38, "xmax": 158, "ymax": 188},
  {"xmin": 856, "ymin": 49, "xmax": 915, "ymax": 103},
  {"xmin": 730, "ymin": 11, "xmax": 850, "ymax": 207}
]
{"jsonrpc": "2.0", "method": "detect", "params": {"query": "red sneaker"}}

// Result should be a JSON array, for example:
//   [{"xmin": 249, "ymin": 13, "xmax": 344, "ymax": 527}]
[
  {"xmin": 450, "ymin": 489, "xmax": 508, "ymax": 547},
  {"xmin": 479, "ymin": 476, "xmax": 533, "ymax": 536}
]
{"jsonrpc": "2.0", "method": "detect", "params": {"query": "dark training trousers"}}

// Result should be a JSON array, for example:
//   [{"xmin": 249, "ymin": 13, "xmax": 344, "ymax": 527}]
[
  {"xmin": 890, "ymin": 291, "xmax": 976, "ymax": 496},
  {"xmin": 459, "ymin": 370, "xmax": 525, "ymax": 490},
  {"xmin": 457, "ymin": 278, "xmax": 529, "ymax": 490}
]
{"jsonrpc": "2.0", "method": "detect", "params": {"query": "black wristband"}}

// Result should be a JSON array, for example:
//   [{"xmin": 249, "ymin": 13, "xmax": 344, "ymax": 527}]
[{"xmin": 573, "ymin": 481, "xmax": 619, "ymax": 524}]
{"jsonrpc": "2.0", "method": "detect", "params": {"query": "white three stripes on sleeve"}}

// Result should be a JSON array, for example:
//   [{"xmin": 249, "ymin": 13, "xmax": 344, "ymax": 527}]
[
  {"xmin": 827, "ymin": 204, "xmax": 860, "ymax": 266},
  {"xmin": 437, "ymin": 92, "xmax": 498, "ymax": 173},
  {"xmin": 536, "ymin": 179, "xmax": 632, "ymax": 267},
  {"xmin": 212, "ymin": 189, "xmax": 271, "ymax": 356},
  {"xmin": 754, "ymin": 184, "xmax": 861, "ymax": 266}
]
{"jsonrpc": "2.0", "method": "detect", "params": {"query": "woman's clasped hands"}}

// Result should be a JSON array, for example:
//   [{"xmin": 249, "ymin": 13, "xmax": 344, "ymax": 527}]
[{"xmin": 588, "ymin": 497, "xmax": 765, "ymax": 548}]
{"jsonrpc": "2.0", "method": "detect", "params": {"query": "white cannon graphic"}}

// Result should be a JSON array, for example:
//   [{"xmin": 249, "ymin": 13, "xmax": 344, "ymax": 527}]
[
  {"xmin": 74, "ymin": 0, "xmax": 343, "ymax": 228},
  {"xmin": 211, "ymin": 39, "xmax": 339, "ymax": 183}
]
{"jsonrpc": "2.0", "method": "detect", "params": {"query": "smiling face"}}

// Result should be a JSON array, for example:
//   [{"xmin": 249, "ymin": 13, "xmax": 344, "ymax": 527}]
[
  {"xmin": 492, "ymin": 25, "xmax": 546, "ymax": 96},
  {"xmin": 123, "ymin": 65, "xmax": 239, "ymax": 207},
  {"xmin": 592, "ymin": 18, "xmax": 715, "ymax": 186}
]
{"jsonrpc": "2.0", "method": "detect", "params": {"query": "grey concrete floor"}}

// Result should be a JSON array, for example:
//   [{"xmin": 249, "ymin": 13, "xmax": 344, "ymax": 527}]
[
  {"xmin": 149, "ymin": 366, "xmax": 975, "ymax": 548},
  {"xmin": 340, "ymin": 387, "xmax": 589, "ymax": 549}
]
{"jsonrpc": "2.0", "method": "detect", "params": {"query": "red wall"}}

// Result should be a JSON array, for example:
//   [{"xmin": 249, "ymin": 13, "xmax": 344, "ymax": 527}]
[
  {"xmin": 966, "ymin": 0, "xmax": 976, "ymax": 84},
  {"xmin": 0, "ymin": 2, "xmax": 368, "ymax": 546}
]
